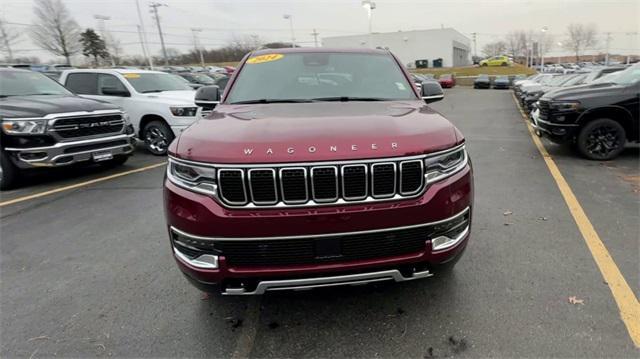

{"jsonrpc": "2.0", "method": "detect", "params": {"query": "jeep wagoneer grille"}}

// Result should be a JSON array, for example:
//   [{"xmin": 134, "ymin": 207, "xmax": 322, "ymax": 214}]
[{"xmin": 216, "ymin": 158, "xmax": 425, "ymax": 207}]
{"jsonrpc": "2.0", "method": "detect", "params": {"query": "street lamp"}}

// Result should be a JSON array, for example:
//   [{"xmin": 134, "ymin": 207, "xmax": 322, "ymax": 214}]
[
  {"xmin": 362, "ymin": 0, "xmax": 376, "ymax": 48},
  {"xmin": 283, "ymin": 14, "xmax": 296, "ymax": 48},
  {"xmin": 540, "ymin": 26, "xmax": 548, "ymax": 69}
]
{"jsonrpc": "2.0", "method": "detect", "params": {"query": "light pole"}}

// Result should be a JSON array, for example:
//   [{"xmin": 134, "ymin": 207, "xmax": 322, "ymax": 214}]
[
  {"xmin": 94, "ymin": 15, "xmax": 115, "ymax": 66},
  {"xmin": 150, "ymin": 2, "xmax": 169, "ymax": 66},
  {"xmin": 191, "ymin": 28, "xmax": 205, "ymax": 67},
  {"xmin": 540, "ymin": 26, "xmax": 548, "ymax": 69},
  {"xmin": 362, "ymin": 0, "xmax": 376, "ymax": 48},
  {"xmin": 135, "ymin": 0, "xmax": 153, "ymax": 68},
  {"xmin": 557, "ymin": 42, "xmax": 563, "ymax": 64},
  {"xmin": 283, "ymin": 14, "xmax": 296, "ymax": 48}
]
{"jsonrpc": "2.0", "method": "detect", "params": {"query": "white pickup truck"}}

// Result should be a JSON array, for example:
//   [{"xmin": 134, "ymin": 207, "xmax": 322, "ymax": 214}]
[{"xmin": 59, "ymin": 69, "xmax": 200, "ymax": 155}]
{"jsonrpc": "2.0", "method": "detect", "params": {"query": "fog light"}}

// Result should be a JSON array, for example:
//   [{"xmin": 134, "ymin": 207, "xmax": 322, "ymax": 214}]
[
  {"xmin": 551, "ymin": 128, "xmax": 567, "ymax": 136},
  {"xmin": 18, "ymin": 152, "xmax": 47, "ymax": 161},
  {"xmin": 431, "ymin": 225, "xmax": 469, "ymax": 252},
  {"xmin": 174, "ymin": 247, "xmax": 219, "ymax": 269}
]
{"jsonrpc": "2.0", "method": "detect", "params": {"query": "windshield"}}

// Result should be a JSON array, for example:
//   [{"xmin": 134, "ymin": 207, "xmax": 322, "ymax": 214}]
[
  {"xmin": 0, "ymin": 70, "xmax": 73, "ymax": 97},
  {"xmin": 496, "ymin": 76, "xmax": 508, "ymax": 81},
  {"xmin": 192, "ymin": 73, "xmax": 214, "ymax": 84},
  {"xmin": 124, "ymin": 72, "xmax": 193, "ymax": 93},
  {"xmin": 594, "ymin": 66, "xmax": 640, "ymax": 85},
  {"xmin": 560, "ymin": 74, "xmax": 586, "ymax": 86},
  {"xmin": 226, "ymin": 52, "xmax": 416, "ymax": 104}
]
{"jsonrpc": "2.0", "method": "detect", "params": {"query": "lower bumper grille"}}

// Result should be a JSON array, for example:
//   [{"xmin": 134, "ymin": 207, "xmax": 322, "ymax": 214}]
[{"xmin": 171, "ymin": 208, "xmax": 470, "ymax": 267}]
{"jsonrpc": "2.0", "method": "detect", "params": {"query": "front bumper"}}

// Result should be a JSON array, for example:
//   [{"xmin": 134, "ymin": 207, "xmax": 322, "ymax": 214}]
[
  {"xmin": 529, "ymin": 109, "xmax": 579, "ymax": 143},
  {"xmin": 4, "ymin": 133, "xmax": 136, "ymax": 169},
  {"xmin": 164, "ymin": 164, "xmax": 473, "ymax": 294}
]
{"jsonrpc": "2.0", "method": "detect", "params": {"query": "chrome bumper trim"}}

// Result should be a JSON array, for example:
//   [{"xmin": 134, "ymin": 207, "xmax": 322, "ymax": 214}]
[
  {"xmin": 173, "ymin": 246, "xmax": 219, "ymax": 269},
  {"xmin": 169, "ymin": 206, "xmax": 471, "ymax": 242},
  {"xmin": 223, "ymin": 269, "xmax": 434, "ymax": 295},
  {"xmin": 5, "ymin": 133, "xmax": 135, "ymax": 168}
]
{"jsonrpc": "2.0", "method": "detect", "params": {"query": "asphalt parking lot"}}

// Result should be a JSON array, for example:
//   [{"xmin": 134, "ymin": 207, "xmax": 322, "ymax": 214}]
[{"xmin": 1, "ymin": 87, "xmax": 638, "ymax": 358}]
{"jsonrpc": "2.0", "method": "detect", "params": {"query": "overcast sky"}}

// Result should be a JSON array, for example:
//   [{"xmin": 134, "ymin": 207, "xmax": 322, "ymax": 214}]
[{"xmin": 1, "ymin": 0, "xmax": 638, "ymax": 62}]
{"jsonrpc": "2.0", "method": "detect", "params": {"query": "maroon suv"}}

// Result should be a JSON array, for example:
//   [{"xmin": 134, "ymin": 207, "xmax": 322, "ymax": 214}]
[{"xmin": 164, "ymin": 48, "xmax": 473, "ymax": 295}]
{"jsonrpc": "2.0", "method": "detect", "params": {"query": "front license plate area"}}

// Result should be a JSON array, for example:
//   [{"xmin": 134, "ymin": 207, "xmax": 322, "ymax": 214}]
[
  {"xmin": 92, "ymin": 150, "xmax": 113, "ymax": 162},
  {"xmin": 314, "ymin": 237, "xmax": 342, "ymax": 260}
]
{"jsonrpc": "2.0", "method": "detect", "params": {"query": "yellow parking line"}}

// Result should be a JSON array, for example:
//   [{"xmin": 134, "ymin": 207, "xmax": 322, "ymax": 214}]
[
  {"xmin": 513, "ymin": 94, "xmax": 640, "ymax": 347},
  {"xmin": 0, "ymin": 162, "xmax": 167, "ymax": 208}
]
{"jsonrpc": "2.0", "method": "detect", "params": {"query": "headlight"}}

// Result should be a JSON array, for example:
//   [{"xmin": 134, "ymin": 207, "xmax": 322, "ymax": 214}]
[
  {"xmin": 1, "ymin": 119, "xmax": 47, "ymax": 135},
  {"xmin": 122, "ymin": 112, "xmax": 131, "ymax": 123},
  {"xmin": 550, "ymin": 101, "xmax": 580, "ymax": 112},
  {"xmin": 170, "ymin": 106, "xmax": 198, "ymax": 117},
  {"xmin": 167, "ymin": 157, "xmax": 217, "ymax": 196},
  {"xmin": 424, "ymin": 145, "xmax": 468, "ymax": 184}
]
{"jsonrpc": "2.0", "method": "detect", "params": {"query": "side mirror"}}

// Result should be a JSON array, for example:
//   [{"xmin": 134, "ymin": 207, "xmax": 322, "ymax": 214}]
[
  {"xmin": 420, "ymin": 81, "xmax": 444, "ymax": 103},
  {"xmin": 101, "ymin": 87, "xmax": 130, "ymax": 97},
  {"xmin": 195, "ymin": 85, "xmax": 221, "ymax": 110}
]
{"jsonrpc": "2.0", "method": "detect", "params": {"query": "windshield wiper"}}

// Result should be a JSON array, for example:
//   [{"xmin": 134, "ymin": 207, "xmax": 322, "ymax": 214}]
[
  {"xmin": 310, "ymin": 96, "xmax": 389, "ymax": 102},
  {"xmin": 142, "ymin": 90, "xmax": 165, "ymax": 93},
  {"xmin": 229, "ymin": 99, "xmax": 313, "ymax": 104}
]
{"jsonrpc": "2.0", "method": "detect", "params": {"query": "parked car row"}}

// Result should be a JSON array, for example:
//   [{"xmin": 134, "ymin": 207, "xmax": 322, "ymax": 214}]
[
  {"xmin": 410, "ymin": 73, "xmax": 455, "ymax": 91},
  {"xmin": 0, "ymin": 64, "xmax": 233, "ymax": 189},
  {"xmin": 474, "ymin": 74, "xmax": 526, "ymax": 89},
  {"xmin": 514, "ymin": 67, "xmax": 626, "ymax": 111},
  {"xmin": 521, "ymin": 64, "xmax": 639, "ymax": 160}
]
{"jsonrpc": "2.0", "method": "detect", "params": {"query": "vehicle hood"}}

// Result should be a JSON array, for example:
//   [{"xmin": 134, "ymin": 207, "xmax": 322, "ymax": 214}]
[
  {"xmin": 174, "ymin": 101, "xmax": 461, "ymax": 163},
  {"xmin": 541, "ymin": 82, "xmax": 623, "ymax": 101},
  {"xmin": 0, "ymin": 95, "xmax": 119, "ymax": 118},
  {"xmin": 139, "ymin": 90, "xmax": 196, "ymax": 105},
  {"xmin": 475, "ymin": 78, "xmax": 490, "ymax": 82},
  {"xmin": 521, "ymin": 83, "xmax": 543, "ymax": 92}
]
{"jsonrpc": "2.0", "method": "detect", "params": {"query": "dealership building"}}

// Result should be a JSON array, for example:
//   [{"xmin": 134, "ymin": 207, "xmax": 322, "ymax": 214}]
[{"xmin": 322, "ymin": 28, "xmax": 472, "ymax": 68}]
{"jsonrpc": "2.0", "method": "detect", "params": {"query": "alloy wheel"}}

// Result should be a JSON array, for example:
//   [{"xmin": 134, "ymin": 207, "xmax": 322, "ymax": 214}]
[
  {"xmin": 585, "ymin": 125, "xmax": 621, "ymax": 158},
  {"xmin": 145, "ymin": 126, "xmax": 168, "ymax": 153}
]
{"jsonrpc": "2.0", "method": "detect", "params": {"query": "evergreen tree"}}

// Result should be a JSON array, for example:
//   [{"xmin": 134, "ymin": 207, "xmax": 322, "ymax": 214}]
[{"xmin": 80, "ymin": 29, "xmax": 109, "ymax": 67}]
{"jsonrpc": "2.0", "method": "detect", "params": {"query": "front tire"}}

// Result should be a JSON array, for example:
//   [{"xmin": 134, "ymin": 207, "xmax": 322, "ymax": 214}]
[
  {"xmin": 0, "ymin": 150, "xmax": 20, "ymax": 191},
  {"xmin": 143, "ymin": 120, "xmax": 174, "ymax": 156},
  {"xmin": 576, "ymin": 118, "xmax": 626, "ymax": 160},
  {"xmin": 501, "ymin": 62, "xmax": 508, "ymax": 66},
  {"xmin": 481, "ymin": 63, "xmax": 488, "ymax": 67}
]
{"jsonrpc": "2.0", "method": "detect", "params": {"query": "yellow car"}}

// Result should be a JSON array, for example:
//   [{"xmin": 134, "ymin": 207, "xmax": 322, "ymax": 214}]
[{"xmin": 479, "ymin": 56, "xmax": 511, "ymax": 67}]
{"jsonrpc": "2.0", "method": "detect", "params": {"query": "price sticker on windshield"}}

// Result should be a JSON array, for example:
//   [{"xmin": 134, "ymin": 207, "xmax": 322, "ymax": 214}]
[
  {"xmin": 123, "ymin": 73, "xmax": 141, "ymax": 78},
  {"xmin": 246, "ymin": 54, "xmax": 284, "ymax": 64}
]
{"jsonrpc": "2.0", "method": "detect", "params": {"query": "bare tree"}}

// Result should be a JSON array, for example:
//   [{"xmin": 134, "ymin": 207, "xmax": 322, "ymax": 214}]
[
  {"xmin": 30, "ymin": 0, "xmax": 81, "ymax": 64},
  {"xmin": 0, "ymin": 17, "xmax": 20, "ymax": 61},
  {"xmin": 482, "ymin": 41, "xmax": 507, "ymax": 57},
  {"xmin": 563, "ymin": 23, "xmax": 597, "ymax": 62},
  {"xmin": 505, "ymin": 30, "xmax": 527, "ymax": 62}
]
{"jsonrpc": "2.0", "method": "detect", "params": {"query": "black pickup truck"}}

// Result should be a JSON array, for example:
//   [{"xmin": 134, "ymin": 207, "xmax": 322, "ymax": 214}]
[
  {"xmin": 0, "ymin": 68, "xmax": 136, "ymax": 190},
  {"xmin": 531, "ymin": 64, "xmax": 639, "ymax": 160}
]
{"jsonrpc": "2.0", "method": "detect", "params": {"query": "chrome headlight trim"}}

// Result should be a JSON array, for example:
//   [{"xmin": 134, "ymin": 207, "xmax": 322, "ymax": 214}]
[{"xmin": 167, "ymin": 157, "xmax": 218, "ymax": 197}]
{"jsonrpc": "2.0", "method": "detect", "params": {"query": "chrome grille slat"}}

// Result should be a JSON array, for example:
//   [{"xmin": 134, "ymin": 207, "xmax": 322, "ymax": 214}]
[
  {"xmin": 311, "ymin": 166, "xmax": 339, "ymax": 203},
  {"xmin": 279, "ymin": 167, "xmax": 308, "ymax": 204},
  {"xmin": 399, "ymin": 160, "xmax": 424, "ymax": 195},
  {"xmin": 371, "ymin": 162, "xmax": 396, "ymax": 198}
]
